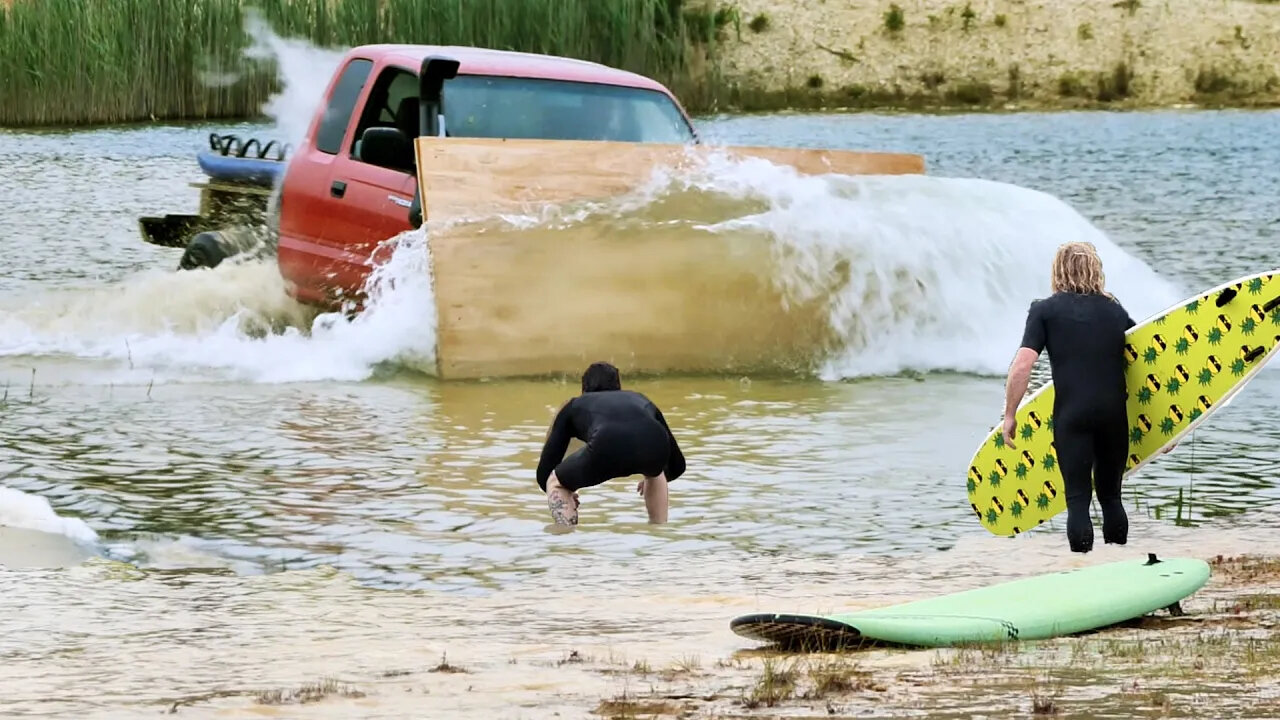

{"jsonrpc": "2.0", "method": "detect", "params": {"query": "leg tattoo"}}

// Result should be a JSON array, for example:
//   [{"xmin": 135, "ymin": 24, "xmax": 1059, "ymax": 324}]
[{"xmin": 546, "ymin": 481, "xmax": 578, "ymax": 526}]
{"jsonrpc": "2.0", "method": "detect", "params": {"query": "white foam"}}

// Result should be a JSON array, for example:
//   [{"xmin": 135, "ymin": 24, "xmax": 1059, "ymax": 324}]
[
  {"xmin": 2, "ymin": 151, "xmax": 1184, "ymax": 384},
  {"xmin": 0, "ymin": 486, "xmax": 99, "ymax": 545},
  {"xmin": 749, "ymin": 152, "xmax": 1173, "ymax": 377},
  {"xmin": 496, "ymin": 149, "xmax": 1185, "ymax": 380},
  {"xmin": 0, "ymin": 230, "xmax": 437, "ymax": 384}
]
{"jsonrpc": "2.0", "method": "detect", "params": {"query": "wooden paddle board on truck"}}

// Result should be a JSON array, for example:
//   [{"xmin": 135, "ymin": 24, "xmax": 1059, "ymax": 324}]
[
  {"xmin": 966, "ymin": 269, "xmax": 1280, "ymax": 537},
  {"xmin": 731, "ymin": 554, "xmax": 1210, "ymax": 649}
]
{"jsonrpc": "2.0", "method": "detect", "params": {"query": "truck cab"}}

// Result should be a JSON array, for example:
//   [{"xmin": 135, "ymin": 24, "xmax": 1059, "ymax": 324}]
[{"xmin": 274, "ymin": 44, "xmax": 700, "ymax": 310}]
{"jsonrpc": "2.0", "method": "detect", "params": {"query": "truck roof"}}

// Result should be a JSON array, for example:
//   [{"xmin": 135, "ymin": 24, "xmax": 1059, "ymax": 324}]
[{"xmin": 351, "ymin": 44, "xmax": 676, "ymax": 96}]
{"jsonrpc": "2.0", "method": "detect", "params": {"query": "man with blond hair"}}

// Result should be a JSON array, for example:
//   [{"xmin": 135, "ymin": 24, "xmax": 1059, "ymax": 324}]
[{"xmin": 1001, "ymin": 241, "xmax": 1136, "ymax": 553}]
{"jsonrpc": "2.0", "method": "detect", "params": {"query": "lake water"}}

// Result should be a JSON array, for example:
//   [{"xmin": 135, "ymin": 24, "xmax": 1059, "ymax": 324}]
[{"xmin": 1, "ymin": 106, "xmax": 1278, "ymax": 717}]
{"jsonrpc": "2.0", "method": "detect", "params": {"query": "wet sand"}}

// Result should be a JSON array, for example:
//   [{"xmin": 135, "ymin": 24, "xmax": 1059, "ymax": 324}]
[{"xmin": 4, "ymin": 521, "xmax": 1279, "ymax": 718}]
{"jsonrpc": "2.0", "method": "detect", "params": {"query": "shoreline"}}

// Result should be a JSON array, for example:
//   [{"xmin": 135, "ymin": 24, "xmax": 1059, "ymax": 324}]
[
  {"xmin": 704, "ymin": 94, "xmax": 1280, "ymax": 116},
  {"xmin": 3, "ymin": 78, "xmax": 1278, "ymax": 133},
  {"xmin": 131, "ymin": 552, "xmax": 1280, "ymax": 718},
  {"xmin": 5, "ymin": 100, "xmax": 1279, "ymax": 137},
  {"xmin": 317, "ymin": 554, "xmax": 1280, "ymax": 719}
]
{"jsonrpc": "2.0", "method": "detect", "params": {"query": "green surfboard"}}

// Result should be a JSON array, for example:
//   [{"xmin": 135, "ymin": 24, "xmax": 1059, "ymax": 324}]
[
  {"xmin": 966, "ymin": 269, "xmax": 1280, "ymax": 537},
  {"xmin": 730, "ymin": 555, "xmax": 1210, "ymax": 649}
]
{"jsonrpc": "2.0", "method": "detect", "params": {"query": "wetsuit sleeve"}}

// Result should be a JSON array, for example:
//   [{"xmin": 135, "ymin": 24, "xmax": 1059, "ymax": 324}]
[
  {"xmin": 1019, "ymin": 300, "xmax": 1047, "ymax": 354},
  {"xmin": 535, "ymin": 400, "xmax": 574, "ymax": 491},
  {"xmin": 654, "ymin": 408, "xmax": 686, "ymax": 482}
]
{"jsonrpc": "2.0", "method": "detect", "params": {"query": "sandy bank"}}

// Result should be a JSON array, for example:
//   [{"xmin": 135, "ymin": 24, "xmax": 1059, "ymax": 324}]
[
  {"xmin": 158, "ymin": 552, "xmax": 1280, "ymax": 718},
  {"xmin": 706, "ymin": 0, "xmax": 1280, "ymax": 111}
]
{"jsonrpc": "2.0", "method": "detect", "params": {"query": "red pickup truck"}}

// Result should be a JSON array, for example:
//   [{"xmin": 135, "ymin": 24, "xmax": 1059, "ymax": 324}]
[
  {"xmin": 139, "ymin": 44, "xmax": 925, "ymax": 380},
  {"xmin": 280, "ymin": 45, "xmax": 708, "ymax": 309},
  {"xmin": 140, "ymin": 44, "xmax": 701, "ymax": 309}
]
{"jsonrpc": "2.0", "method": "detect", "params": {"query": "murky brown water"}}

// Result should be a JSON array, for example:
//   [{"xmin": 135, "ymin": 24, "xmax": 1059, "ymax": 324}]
[{"xmin": 2, "ymin": 106, "xmax": 1280, "ymax": 718}]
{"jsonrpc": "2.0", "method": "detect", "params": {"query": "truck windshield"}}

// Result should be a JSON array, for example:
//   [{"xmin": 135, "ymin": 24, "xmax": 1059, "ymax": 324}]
[{"xmin": 442, "ymin": 74, "xmax": 695, "ymax": 144}]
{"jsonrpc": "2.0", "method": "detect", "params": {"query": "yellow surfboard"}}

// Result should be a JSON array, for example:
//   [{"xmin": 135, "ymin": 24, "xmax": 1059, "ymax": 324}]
[{"xmin": 966, "ymin": 269, "xmax": 1280, "ymax": 536}]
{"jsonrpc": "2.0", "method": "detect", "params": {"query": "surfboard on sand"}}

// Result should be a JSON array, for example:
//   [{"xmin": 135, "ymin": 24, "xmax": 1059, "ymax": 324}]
[
  {"xmin": 730, "ymin": 554, "xmax": 1210, "ymax": 650},
  {"xmin": 966, "ymin": 269, "xmax": 1280, "ymax": 537}
]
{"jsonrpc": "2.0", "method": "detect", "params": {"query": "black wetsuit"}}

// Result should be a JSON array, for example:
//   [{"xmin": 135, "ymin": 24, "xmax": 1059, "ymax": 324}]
[
  {"xmin": 1020, "ymin": 291, "xmax": 1136, "ymax": 552},
  {"xmin": 535, "ymin": 390, "xmax": 686, "ymax": 493}
]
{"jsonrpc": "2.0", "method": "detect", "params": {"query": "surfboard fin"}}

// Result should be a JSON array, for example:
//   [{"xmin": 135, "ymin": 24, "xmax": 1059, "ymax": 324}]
[
  {"xmin": 1216, "ymin": 287, "xmax": 1238, "ymax": 307},
  {"xmin": 1144, "ymin": 553, "xmax": 1162, "ymax": 565},
  {"xmin": 1165, "ymin": 601, "xmax": 1185, "ymax": 617}
]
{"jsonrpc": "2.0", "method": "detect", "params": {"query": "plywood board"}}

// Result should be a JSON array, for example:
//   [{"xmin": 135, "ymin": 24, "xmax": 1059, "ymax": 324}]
[
  {"xmin": 415, "ymin": 137, "xmax": 924, "ymax": 224},
  {"xmin": 412, "ymin": 137, "xmax": 925, "ymax": 380}
]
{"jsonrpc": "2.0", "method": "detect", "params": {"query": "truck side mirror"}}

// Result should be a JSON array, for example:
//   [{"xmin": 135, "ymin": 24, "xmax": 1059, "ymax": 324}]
[
  {"xmin": 419, "ymin": 55, "xmax": 460, "ymax": 137},
  {"xmin": 359, "ymin": 127, "xmax": 414, "ymax": 173},
  {"xmin": 409, "ymin": 55, "xmax": 460, "ymax": 229}
]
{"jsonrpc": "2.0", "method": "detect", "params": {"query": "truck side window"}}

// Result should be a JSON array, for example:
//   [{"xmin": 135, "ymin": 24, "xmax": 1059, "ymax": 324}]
[
  {"xmin": 442, "ymin": 75, "xmax": 694, "ymax": 144},
  {"xmin": 316, "ymin": 58, "xmax": 374, "ymax": 155},
  {"xmin": 349, "ymin": 67, "xmax": 419, "ymax": 168}
]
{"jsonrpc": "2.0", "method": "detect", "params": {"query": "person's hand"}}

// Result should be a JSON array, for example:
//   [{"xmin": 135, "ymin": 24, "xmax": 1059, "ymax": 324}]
[
  {"xmin": 636, "ymin": 478, "xmax": 646, "ymax": 497},
  {"xmin": 1162, "ymin": 442, "xmax": 1178, "ymax": 455},
  {"xmin": 1002, "ymin": 414, "xmax": 1018, "ymax": 449}
]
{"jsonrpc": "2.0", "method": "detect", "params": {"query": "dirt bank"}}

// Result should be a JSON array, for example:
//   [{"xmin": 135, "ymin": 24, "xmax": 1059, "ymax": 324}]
[{"xmin": 706, "ymin": 0, "xmax": 1280, "ymax": 111}]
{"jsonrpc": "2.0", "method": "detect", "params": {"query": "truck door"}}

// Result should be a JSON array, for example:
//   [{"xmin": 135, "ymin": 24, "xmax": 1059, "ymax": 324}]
[
  {"xmin": 318, "ymin": 64, "xmax": 420, "ymax": 304},
  {"xmin": 276, "ymin": 56, "xmax": 375, "ymax": 309}
]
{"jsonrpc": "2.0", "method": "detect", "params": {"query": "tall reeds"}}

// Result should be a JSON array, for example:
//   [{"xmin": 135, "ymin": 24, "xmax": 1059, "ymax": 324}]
[{"xmin": 0, "ymin": 0, "xmax": 719, "ymax": 127}]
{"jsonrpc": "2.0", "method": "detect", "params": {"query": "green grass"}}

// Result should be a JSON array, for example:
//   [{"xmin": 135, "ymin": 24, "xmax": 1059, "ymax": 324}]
[{"xmin": 0, "ymin": 0, "xmax": 719, "ymax": 127}]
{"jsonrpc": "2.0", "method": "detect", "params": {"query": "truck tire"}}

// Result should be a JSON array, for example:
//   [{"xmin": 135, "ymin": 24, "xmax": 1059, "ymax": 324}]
[{"xmin": 178, "ymin": 232, "xmax": 229, "ymax": 271}]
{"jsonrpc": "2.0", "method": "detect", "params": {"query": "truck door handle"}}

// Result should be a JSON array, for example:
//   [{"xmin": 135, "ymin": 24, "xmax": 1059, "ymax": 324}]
[{"xmin": 331, "ymin": 180, "xmax": 347, "ymax": 198}]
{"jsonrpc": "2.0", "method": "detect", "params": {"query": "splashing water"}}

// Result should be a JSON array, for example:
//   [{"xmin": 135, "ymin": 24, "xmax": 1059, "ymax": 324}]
[
  {"xmin": 1, "ymin": 150, "xmax": 1185, "ymax": 384},
  {"xmin": 0, "ymin": 230, "xmax": 437, "ymax": 384},
  {"xmin": 0, "ymin": 486, "xmax": 99, "ymax": 545},
  {"xmin": 467, "ymin": 149, "xmax": 1186, "ymax": 379},
  {"xmin": 240, "ymin": 8, "xmax": 348, "ymax": 149}
]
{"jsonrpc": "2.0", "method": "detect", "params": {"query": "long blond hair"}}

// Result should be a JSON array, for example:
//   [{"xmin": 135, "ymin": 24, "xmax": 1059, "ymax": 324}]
[{"xmin": 1051, "ymin": 241, "xmax": 1108, "ymax": 295}]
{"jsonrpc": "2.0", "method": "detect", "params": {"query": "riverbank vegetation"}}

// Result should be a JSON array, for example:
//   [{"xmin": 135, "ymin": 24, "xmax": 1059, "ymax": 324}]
[{"xmin": 0, "ymin": 0, "xmax": 722, "ymax": 127}]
